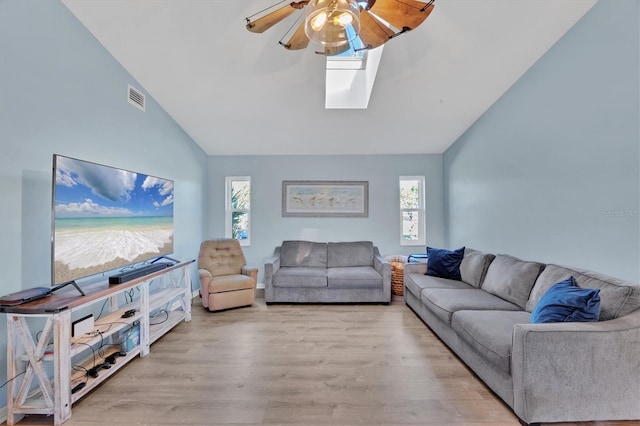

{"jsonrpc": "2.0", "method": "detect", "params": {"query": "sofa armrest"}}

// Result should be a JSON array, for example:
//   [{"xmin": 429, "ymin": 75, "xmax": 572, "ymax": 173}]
[
  {"xmin": 511, "ymin": 309, "xmax": 640, "ymax": 424},
  {"xmin": 373, "ymin": 254, "xmax": 391, "ymax": 302},
  {"xmin": 404, "ymin": 262, "xmax": 427, "ymax": 275},
  {"xmin": 198, "ymin": 268, "xmax": 212, "ymax": 308},
  {"xmin": 242, "ymin": 265, "xmax": 259, "ymax": 285},
  {"xmin": 263, "ymin": 253, "xmax": 281, "ymax": 302}
]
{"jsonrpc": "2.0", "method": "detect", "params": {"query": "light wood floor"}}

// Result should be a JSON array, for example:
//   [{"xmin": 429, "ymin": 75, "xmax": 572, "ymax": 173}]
[{"xmin": 12, "ymin": 298, "xmax": 640, "ymax": 426}]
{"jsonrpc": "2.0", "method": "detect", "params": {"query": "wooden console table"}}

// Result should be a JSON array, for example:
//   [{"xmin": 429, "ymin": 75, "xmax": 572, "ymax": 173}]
[{"xmin": 2, "ymin": 260, "xmax": 194, "ymax": 425}]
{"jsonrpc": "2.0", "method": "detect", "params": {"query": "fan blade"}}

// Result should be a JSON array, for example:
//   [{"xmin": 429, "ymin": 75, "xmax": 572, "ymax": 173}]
[
  {"xmin": 323, "ymin": 43, "xmax": 351, "ymax": 56},
  {"xmin": 358, "ymin": 9, "xmax": 395, "ymax": 49},
  {"xmin": 369, "ymin": 0, "xmax": 434, "ymax": 32},
  {"xmin": 246, "ymin": 1, "xmax": 309, "ymax": 33},
  {"xmin": 280, "ymin": 21, "xmax": 310, "ymax": 50}
]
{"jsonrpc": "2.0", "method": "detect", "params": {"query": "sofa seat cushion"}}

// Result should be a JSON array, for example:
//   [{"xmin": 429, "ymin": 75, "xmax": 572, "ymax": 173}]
[
  {"xmin": 280, "ymin": 241, "xmax": 328, "ymax": 268},
  {"xmin": 405, "ymin": 274, "xmax": 473, "ymax": 297},
  {"xmin": 327, "ymin": 241, "xmax": 374, "ymax": 267},
  {"xmin": 421, "ymin": 288, "xmax": 522, "ymax": 324},
  {"xmin": 328, "ymin": 266, "xmax": 382, "ymax": 289},
  {"xmin": 209, "ymin": 274, "xmax": 255, "ymax": 293},
  {"xmin": 452, "ymin": 310, "xmax": 531, "ymax": 375},
  {"xmin": 526, "ymin": 264, "xmax": 640, "ymax": 320},
  {"xmin": 273, "ymin": 267, "xmax": 327, "ymax": 288},
  {"xmin": 482, "ymin": 254, "xmax": 544, "ymax": 309}
]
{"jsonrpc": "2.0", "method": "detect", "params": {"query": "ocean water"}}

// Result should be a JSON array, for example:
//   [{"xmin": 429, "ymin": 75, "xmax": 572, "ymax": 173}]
[{"xmin": 55, "ymin": 216, "xmax": 172, "ymax": 231}]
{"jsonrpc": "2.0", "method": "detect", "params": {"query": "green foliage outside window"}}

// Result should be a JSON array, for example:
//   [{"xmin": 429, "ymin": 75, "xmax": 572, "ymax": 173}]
[
  {"xmin": 400, "ymin": 181, "xmax": 419, "ymax": 209},
  {"xmin": 400, "ymin": 180, "xmax": 420, "ymax": 240},
  {"xmin": 231, "ymin": 181, "xmax": 250, "ymax": 240}
]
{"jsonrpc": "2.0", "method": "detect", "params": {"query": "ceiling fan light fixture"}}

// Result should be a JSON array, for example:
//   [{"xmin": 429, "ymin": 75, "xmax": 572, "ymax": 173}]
[{"xmin": 305, "ymin": 0, "xmax": 361, "ymax": 47}]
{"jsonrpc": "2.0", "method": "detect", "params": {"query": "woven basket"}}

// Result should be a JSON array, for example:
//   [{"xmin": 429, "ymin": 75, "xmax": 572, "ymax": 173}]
[{"xmin": 390, "ymin": 261, "xmax": 405, "ymax": 296}]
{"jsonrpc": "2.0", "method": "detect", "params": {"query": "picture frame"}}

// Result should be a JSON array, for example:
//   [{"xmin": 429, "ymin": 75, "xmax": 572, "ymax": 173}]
[{"xmin": 282, "ymin": 180, "xmax": 369, "ymax": 217}]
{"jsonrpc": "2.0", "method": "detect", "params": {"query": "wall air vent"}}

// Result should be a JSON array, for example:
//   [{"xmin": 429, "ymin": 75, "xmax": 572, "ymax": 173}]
[{"xmin": 127, "ymin": 84, "xmax": 145, "ymax": 111}]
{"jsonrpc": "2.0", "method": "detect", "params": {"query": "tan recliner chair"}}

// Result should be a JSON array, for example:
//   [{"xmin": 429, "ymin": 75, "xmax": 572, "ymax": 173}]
[{"xmin": 198, "ymin": 239, "xmax": 258, "ymax": 311}]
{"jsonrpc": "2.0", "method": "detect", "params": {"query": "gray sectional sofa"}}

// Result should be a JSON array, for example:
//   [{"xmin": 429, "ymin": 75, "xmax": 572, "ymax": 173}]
[
  {"xmin": 264, "ymin": 240, "xmax": 391, "ymax": 304},
  {"xmin": 404, "ymin": 248, "xmax": 640, "ymax": 425}
]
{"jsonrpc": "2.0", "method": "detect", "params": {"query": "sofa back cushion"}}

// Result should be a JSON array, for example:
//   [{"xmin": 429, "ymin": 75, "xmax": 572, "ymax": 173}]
[
  {"xmin": 327, "ymin": 241, "xmax": 374, "ymax": 267},
  {"xmin": 280, "ymin": 241, "xmax": 328, "ymax": 268},
  {"xmin": 459, "ymin": 248, "xmax": 495, "ymax": 288},
  {"xmin": 526, "ymin": 264, "xmax": 640, "ymax": 320},
  {"xmin": 482, "ymin": 254, "xmax": 544, "ymax": 309}
]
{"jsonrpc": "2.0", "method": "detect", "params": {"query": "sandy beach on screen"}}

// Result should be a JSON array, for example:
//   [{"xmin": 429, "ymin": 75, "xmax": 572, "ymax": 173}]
[{"xmin": 54, "ymin": 226, "xmax": 174, "ymax": 283}]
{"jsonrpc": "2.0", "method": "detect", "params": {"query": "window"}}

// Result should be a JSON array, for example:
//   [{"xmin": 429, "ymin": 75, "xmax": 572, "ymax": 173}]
[
  {"xmin": 399, "ymin": 176, "xmax": 425, "ymax": 246},
  {"xmin": 225, "ymin": 176, "xmax": 251, "ymax": 246}
]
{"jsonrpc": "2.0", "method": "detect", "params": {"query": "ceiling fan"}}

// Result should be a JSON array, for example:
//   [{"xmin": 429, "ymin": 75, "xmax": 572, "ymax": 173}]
[{"xmin": 245, "ymin": 0, "xmax": 435, "ymax": 56}]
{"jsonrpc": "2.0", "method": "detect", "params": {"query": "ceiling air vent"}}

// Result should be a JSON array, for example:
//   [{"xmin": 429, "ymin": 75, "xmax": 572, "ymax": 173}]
[{"xmin": 127, "ymin": 84, "xmax": 145, "ymax": 111}]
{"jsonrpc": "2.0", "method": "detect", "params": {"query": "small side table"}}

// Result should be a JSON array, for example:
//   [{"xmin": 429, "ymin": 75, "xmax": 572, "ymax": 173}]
[
  {"xmin": 407, "ymin": 253, "xmax": 429, "ymax": 263},
  {"xmin": 385, "ymin": 255, "xmax": 408, "ymax": 296}
]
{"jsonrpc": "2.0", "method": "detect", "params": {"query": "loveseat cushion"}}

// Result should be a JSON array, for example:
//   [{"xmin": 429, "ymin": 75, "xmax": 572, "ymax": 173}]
[
  {"xmin": 452, "ymin": 310, "xmax": 531, "ymax": 375},
  {"xmin": 273, "ymin": 267, "xmax": 327, "ymax": 288},
  {"xmin": 209, "ymin": 274, "xmax": 255, "ymax": 293},
  {"xmin": 481, "ymin": 254, "xmax": 544, "ymax": 309},
  {"xmin": 526, "ymin": 264, "xmax": 640, "ymax": 320},
  {"xmin": 280, "ymin": 241, "xmax": 327, "ymax": 268},
  {"xmin": 327, "ymin": 241, "xmax": 374, "ymax": 267},
  {"xmin": 405, "ymin": 273, "xmax": 473, "ymax": 297},
  {"xmin": 421, "ymin": 288, "xmax": 521, "ymax": 324},
  {"xmin": 459, "ymin": 248, "xmax": 495, "ymax": 288},
  {"xmin": 328, "ymin": 266, "xmax": 382, "ymax": 288}
]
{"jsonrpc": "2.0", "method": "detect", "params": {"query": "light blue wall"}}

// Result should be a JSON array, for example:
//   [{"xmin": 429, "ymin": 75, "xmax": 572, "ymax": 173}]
[
  {"xmin": 0, "ymin": 0, "xmax": 208, "ymax": 408},
  {"xmin": 208, "ymin": 155, "xmax": 445, "ymax": 280},
  {"xmin": 444, "ymin": 0, "xmax": 640, "ymax": 282}
]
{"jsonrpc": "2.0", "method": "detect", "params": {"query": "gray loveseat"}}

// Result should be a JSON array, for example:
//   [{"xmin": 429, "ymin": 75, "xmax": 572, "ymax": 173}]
[
  {"xmin": 404, "ymin": 248, "xmax": 640, "ymax": 425},
  {"xmin": 264, "ymin": 240, "xmax": 391, "ymax": 304}
]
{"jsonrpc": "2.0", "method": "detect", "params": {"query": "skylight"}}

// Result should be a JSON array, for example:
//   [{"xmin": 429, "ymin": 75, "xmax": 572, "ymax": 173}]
[{"xmin": 325, "ymin": 42, "xmax": 383, "ymax": 109}]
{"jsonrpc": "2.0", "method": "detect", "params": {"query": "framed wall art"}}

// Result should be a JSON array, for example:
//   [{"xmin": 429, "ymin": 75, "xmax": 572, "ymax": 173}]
[{"xmin": 282, "ymin": 180, "xmax": 369, "ymax": 217}]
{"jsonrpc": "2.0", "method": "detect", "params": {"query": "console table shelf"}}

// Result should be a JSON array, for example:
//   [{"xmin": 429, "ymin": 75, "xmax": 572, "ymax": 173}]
[{"xmin": 2, "ymin": 260, "xmax": 194, "ymax": 426}]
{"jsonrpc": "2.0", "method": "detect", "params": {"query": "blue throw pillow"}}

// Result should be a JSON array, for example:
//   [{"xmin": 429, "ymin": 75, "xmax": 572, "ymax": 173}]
[
  {"xmin": 425, "ymin": 246, "xmax": 465, "ymax": 281},
  {"xmin": 531, "ymin": 277, "xmax": 601, "ymax": 324}
]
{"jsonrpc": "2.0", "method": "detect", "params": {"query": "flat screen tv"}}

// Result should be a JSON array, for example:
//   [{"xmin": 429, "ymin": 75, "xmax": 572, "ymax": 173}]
[{"xmin": 52, "ymin": 155, "xmax": 174, "ymax": 286}]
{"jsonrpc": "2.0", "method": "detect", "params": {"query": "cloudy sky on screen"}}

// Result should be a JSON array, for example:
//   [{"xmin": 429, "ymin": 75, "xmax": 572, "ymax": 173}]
[{"xmin": 54, "ymin": 156, "xmax": 174, "ymax": 218}]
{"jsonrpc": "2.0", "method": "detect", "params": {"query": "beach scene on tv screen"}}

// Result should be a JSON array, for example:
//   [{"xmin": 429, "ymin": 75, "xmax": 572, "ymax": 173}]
[{"xmin": 54, "ymin": 156, "xmax": 174, "ymax": 284}]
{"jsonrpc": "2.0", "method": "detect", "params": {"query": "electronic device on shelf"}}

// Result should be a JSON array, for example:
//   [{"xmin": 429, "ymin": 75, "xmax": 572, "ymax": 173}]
[
  {"xmin": 0, "ymin": 280, "xmax": 86, "ymax": 307},
  {"xmin": 0, "ymin": 287, "xmax": 52, "ymax": 306},
  {"xmin": 121, "ymin": 309, "xmax": 136, "ymax": 318},
  {"xmin": 71, "ymin": 314, "xmax": 94, "ymax": 337},
  {"xmin": 105, "ymin": 351, "xmax": 127, "ymax": 365},
  {"xmin": 71, "ymin": 382, "xmax": 86, "ymax": 394},
  {"xmin": 109, "ymin": 262, "xmax": 170, "ymax": 284}
]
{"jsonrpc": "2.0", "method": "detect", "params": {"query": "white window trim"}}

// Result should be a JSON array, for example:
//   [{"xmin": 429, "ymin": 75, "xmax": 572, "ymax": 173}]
[
  {"xmin": 399, "ymin": 176, "xmax": 426, "ymax": 246},
  {"xmin": 225, "ymin": 176, "xmax": 251, "ymax": 246}
]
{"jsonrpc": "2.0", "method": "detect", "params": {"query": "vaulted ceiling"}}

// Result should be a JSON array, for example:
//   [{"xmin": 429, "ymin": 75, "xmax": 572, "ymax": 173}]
[{"xmin": 62, "ymin": 0, "xmax": 597, "ymax": 155}]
